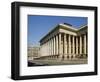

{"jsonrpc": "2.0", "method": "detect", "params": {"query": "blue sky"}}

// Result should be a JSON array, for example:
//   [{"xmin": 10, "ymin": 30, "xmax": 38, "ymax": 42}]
[{"xmin": 28, "ymin": 15, "xmax": 87, "ymax": 46}]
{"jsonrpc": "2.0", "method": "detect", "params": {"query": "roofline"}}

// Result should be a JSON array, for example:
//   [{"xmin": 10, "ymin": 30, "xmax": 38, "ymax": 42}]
[
  {"xmin": 59, "ymin": 23, "xmax": 78, "ymax": 31},
  {"xmin": 39, "ymin": 25, "xmax": 60, "ymax": 42},
  {"xmin": 78, "ymin": 25, "xmax": 87, "ymax": 30}
]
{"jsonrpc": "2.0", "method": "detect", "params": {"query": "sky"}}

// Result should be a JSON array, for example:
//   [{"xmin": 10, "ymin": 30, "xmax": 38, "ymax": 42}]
[{"xmin": 28, "ymin": 15, "xmax": 87, "ymax": 46}]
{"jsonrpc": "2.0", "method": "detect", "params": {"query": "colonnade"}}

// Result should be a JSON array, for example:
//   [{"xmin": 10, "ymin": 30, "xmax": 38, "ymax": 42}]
[{"xmin": 40, "ymin": 33, "xmax": 87, "ymax": 60}]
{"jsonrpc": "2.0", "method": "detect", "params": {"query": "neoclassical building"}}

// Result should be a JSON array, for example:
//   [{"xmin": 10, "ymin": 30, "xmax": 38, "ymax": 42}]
[{"xmin": 36, "ymin": 23, "xmax": 87, "ymax": 60}]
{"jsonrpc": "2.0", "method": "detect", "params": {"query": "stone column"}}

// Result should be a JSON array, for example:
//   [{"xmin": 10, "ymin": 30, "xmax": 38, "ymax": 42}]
[
  {"xmin": 80, "ymin": 36, "xmax": 82, "ymax": 55},
  {"xmin": 68, "ymin": 35, "xmax": 71, "ymax": 54},
  {"xmin": 51, "ymin": 38, "xmax": 53, "ymax": 56},
  {"xmin": 68, "ymin": 35, "xmax": 71, "ymax": 59},
  {"xmin": 76, "ymin": 36, "xmax": 78, "ymax": 55},
  {"xmin": 59, "ymin": 33, "xmax": 62, "ymax": 60},
  {"xmin": 54, "ymin": 36, "xmax": 56, "ymax": 55},
  {"xmin": 72, "ymin": 36, "xmax": 75, "ymax": 58},
  {"xmin": 84, "ymin": 34, "xmax": 86, "ymax": 54},
  {"xmin": 46, "ymin": 41, "xmax": 48, "ymax": 56},
  {"xmin": 50, "ymin": 38, "xmax": 52, "ymax": 55},
  {"xmin": 40, "ymin": 44, "xmax": 42, "ymax": 57},
  {"xmin": 47, "ymin": 41, "xmax": 48, "ymax": 56},
  {"xmin": 64, "ymin": 34, "xmax": 67, "ymax": 55},
  {"xmin": 47, "ymin": 40, "xmax": 49, "ymax": 56},
  {"xmin": 48, "ymin": 39, "xmax": 50, "ymax": 55},
  {"xmin": 43, "ymin": 43, "xmax": 46, "ymax": 55},
  {"xmin": 45, "ymin": 42, "xmax": 47, "ymax": 56},
  {"xmin": 45, "ymin": 43, "xmax": 46, "ymax": 56},
  {"xmin": 42, "ymin": 43, "xmax": 44, "ymax": 56},
  {"xmin": 64, "ymin": 34, "xmax": 67, "ymax": 59},
  {"xmin": 56, "ymin": 34, "xmax": 58, "ymax": 55}
]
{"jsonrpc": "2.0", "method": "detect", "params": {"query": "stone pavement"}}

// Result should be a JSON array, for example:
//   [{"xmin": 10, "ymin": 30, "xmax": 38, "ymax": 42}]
[{"xmin": 28, "ymin": 58, "xmax": 87, "ymax": 66}]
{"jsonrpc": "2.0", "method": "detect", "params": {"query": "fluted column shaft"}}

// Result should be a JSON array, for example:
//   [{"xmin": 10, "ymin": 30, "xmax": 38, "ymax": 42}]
[
  {"xmin": 76, "ymin": 36, "xmax": 78, "ymax": 54},
  {"xmin": 68, "ymin": 35, "xmax": 71, "ymax": 54},
  {"xmin": 53, "ymin": 36, "xmax": 56, "ymax": 55},
  {"xmin": 72, "ymin": 36, "xmax": 75, "ymax": 54},
  {"xmin": 59, "ymin": 33, "xmax": 62, "ymax": 60},
  {"xmin": 49, "ymin": 39, "xmax": 50, "ymax": 55},
  {"xmin": 64, "ymin": 34, "xmax": 67, "ymax": 54},
  {"xmin": 50, "ymin": 38, "xmax": 52, "ymax": 55},
  {"xmin": 56, "ymin": 35, "xmax": 58, "ymax": 55},
  {"xmin": 59, "ymin": 33, "xmax": 61, "ymax": 54},
  {"xmin": 80, "ymin": 36, "xmax": 82, "ymax": 54},
  {"xmin": 84, "ymin": 34, "xmax": 86, "ymax": 54},
  {"xmin": 51, "ymin": 38, "xmax": 53, "ymax": 55}
]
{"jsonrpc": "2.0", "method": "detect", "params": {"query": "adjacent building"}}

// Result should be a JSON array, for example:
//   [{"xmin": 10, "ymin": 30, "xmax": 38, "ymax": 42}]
[{"xmin": 28, "ymin": 46, "xmax": 40, "ymax": 61}]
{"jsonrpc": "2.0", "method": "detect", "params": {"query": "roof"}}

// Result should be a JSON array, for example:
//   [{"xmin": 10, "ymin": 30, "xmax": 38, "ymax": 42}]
[{"xmin": 39, "ymin": 23, "xmax": 87, "ymax": 42}]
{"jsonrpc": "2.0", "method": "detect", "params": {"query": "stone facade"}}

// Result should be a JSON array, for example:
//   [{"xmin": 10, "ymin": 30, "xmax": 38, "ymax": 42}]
[
  {"xmin": 28, "ymin": 46, "xmax": 40, "ymax": 60},
  {"xmin": 35, "ymin": 23, "xmax": 88, "ymax": 60}
]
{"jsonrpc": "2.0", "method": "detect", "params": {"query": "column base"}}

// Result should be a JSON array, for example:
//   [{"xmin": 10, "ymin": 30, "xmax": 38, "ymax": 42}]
[
  {"xmin": 64, "ymin": 54, "xmax": 68, "ymax": 60},
  {"xmin": 58, "ymin": 54, "xmax": 63, "ymax": 60},
  {"xmin": 64, "ymin": 54, "xmax": 78, "ymax": 60}
]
